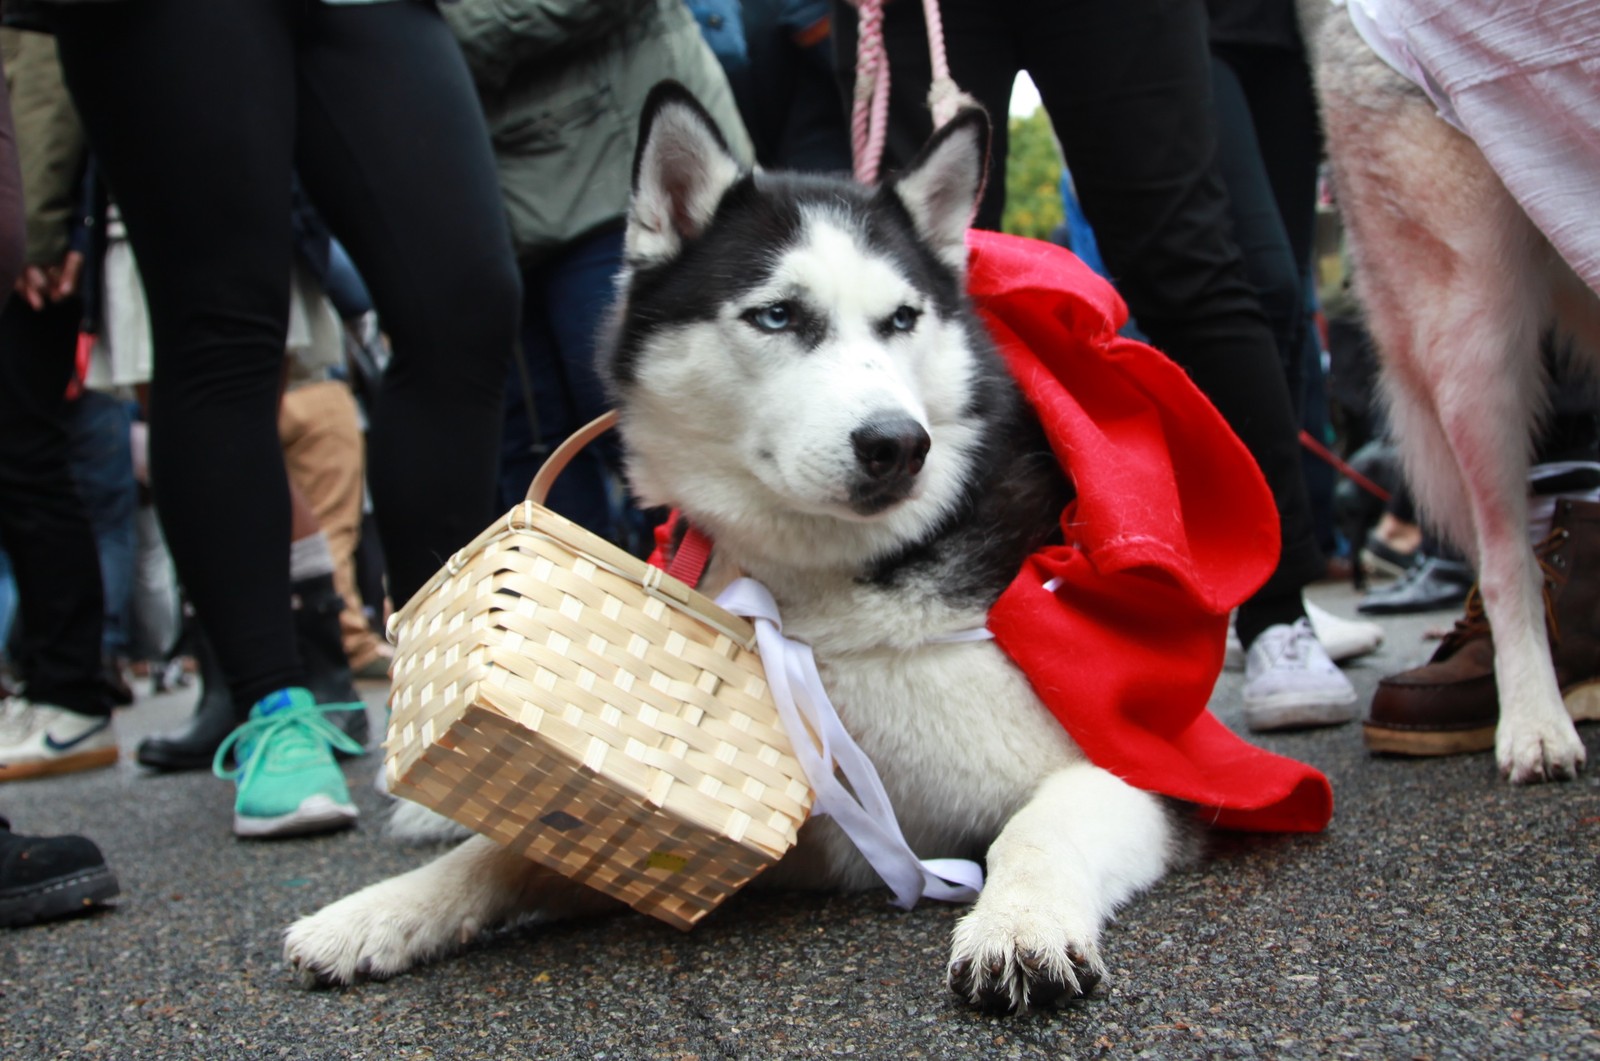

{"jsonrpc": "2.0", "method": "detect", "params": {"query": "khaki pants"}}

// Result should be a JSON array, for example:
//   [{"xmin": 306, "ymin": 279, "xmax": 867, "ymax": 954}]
[{"xmin": 279, "ymin": 380, "xmax": 385, "ymax": 669}]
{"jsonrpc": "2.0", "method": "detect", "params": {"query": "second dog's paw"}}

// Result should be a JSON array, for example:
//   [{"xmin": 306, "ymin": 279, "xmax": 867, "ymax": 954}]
[
  {"xmin": 946, "ymin": 904, "xmax": 1105, "ymax": 1013},
  {"xmin": 283, "ymin": 888, "xmax": 482, "ymax": 988},
  {"xmin": 1498, "ymin": 716, "xmax": 1587, "ymax": 783}
]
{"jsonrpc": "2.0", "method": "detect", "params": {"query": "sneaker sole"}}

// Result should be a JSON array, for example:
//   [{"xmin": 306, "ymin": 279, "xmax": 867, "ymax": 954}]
[
  {"xmin": 1244, "ymin": 691, "xmax": 1360, "ymax": 732},
  {"xmin": 235, "ymin": 794, "xmax": 359, "ymax": 839},
  {"xmin": 1365, "ymin": 683, "xmax": 1600, "ymax": 757},
  {"xmin": 0, "ymin": 864, "xmax": 120, "ymax": 927},
  {"xmin": 0, "ymin": 746, "xmax": 119, "ymax": 782}
]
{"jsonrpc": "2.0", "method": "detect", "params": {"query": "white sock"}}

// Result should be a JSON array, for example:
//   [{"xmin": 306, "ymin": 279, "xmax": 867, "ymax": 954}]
[{"xmin": 290, "ymin": 531, "xmax": 336, "ymax": 582}]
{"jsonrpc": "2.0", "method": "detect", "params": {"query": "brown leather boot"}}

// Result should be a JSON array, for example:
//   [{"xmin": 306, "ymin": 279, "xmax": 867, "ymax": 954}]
[{"xmin": 1364, "ymin": 497, "xmax": 1600, "ymax": 755}]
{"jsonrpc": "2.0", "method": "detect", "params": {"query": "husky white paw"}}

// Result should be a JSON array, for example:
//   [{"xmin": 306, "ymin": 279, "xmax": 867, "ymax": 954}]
[
  {"xmin": 946, "ymin": 900, "xmax": 1106, "ymax": 1012},
  {"xmin": 1497, "ymin": 712, "xmax": 1587, "ymax": 783},
  {"xmin": 284, "ymin": 882, "xmax": 482, "ymax": 987}
]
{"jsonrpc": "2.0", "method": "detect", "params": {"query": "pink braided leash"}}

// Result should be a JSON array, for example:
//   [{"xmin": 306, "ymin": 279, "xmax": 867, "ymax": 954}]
[{"xmin": 851, "ymin": 0, "xmax": 967, "ymax": 185}]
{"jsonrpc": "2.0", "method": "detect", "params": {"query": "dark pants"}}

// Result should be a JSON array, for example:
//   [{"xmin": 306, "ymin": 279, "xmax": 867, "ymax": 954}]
[
  {"xmin": 833, "ymin": 0, "xmax": 1325, "ymax": 617},
  {"xmin": 0, "ymin": 298, "xmax": 112, "ymax": 717},
  {"xmin": 500, "ymin": 229, "xmax": 631, "ymax": 536},
  {"xmin": 52, "ymin": 0, "xmax": 521, "ymax": 707},
  {"xmin": 1211, "ymin": 50, "xmax": 1320, "ymax": 418},
  {"xmin": 1211, "ymin": 45, "xmax": 1338, "ymax": 559}
]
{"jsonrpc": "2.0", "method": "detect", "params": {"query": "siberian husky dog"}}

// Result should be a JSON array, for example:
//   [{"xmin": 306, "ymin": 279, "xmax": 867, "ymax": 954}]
[
  {"xmin": 1305, "ymin": 6, "xmax": 1599, "ymax": 782},
  {"xmin": 283, "ymin": 84, "xmax": 1191, "ymax": 1012}
]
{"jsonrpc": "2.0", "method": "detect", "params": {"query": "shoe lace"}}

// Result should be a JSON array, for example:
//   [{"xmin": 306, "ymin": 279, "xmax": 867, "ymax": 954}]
[
  {"xmin": 1441, "ymin": 527, "xmax": 1570, "ymax": 652},
  {"xmin": 211, "ymin": 701, "xmax": 366, "ymax": 782},
  {"xmin": 1263, "ymin": 619, "xmax": 1317, "ymax": 669}
]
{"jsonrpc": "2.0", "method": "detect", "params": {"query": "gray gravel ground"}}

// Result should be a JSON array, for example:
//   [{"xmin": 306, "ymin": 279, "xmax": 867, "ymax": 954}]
[{"xmin": 3, "ymin": 581, "xmax": 1597, "ymax": 1060}]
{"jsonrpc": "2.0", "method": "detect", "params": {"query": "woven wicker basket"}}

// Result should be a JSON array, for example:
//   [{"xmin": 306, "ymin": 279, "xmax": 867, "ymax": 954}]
[{"xmin": 384, "ymin": 413, "xmax": 814, "ymax": 930}]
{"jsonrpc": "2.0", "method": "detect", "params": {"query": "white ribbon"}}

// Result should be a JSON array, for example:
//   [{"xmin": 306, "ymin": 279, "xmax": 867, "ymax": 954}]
[{"xmin": 715, "ymin": 577, "xmax": 985, "ymax": 908}]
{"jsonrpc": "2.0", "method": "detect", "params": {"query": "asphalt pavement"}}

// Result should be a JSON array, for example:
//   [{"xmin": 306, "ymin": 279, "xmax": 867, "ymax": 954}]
[{"xmin": 3, "ymin": 579, "xmax": 1597, "ymax": 1060}]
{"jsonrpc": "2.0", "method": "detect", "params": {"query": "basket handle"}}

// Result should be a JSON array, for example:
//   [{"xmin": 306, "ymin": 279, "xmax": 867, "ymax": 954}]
[{"xmin": 527, "ymin": 410, "xmax": 620, "ymax": 505}]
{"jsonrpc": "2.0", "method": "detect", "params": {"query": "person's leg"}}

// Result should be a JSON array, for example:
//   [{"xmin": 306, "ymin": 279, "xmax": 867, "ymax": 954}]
[
  {"xmin": 65, "ymin": 390, "xmax": 138, "ymax": 671},
  {"xmin": 54, "ymin": 0, "xmax": 304, "ymax": 708},
  {"xmin": 0, "ymin": 297, "xmax": 119, "ymax": 780},
  {"xmin": 0, "ymin": 550, "xmax": 15, "ymax": 672},
  {"xmin": 509, "ymin": 257, "xmax": 613, "ymax": 534},
  {"xmin": 0, "ymin": 298, "xmax": 111, "ymax": 717},
  {"xmin": 497, "ymin": 297, "xmax": 552, "ymax": 514},
  {"xmin": 1222, "ymin": 44, "xmax": 1323, "ymax": 285},
  {"xmin": 293, "ymin": 0, "xmax": 520, "ymax": 607},
  {"xmin": 57, "ymin": 0, "xmax": 367, "ymax": 834},
  {"xmin": 278, "ymin": 380, "xmax": 382, "ymax": 671},
  {"xmin": 541, "ymin": 230, "xmax": 644, "ymax": 544},
  {"xmin": 1209, "ymin": 54, "xmax": 1307, "ymax": 412}
]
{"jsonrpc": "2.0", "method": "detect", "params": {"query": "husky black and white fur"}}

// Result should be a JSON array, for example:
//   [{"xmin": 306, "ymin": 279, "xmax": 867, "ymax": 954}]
[{"xmin": 284, "ymin": 84, "xmax": 1192, "ymax": 1012}]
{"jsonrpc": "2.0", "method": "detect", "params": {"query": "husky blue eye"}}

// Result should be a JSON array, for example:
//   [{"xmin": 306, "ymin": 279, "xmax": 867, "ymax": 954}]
[
  {"xmin": 747, "ymin": 302, "xmax": 792, "ymax": 332},
  {"xmin": 889, "ymin": 305, "xmax": 920, "ymax": 332}
]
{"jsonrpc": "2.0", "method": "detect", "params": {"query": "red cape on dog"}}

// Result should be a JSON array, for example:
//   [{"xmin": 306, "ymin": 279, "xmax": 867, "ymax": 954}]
[
  {"xmin": 970, "ymin": 230, "xmax": 1331, "ymax": 833},
  {"xmin": 653, "ymin": 230, "xmax": 1333, "ymax": 834}
]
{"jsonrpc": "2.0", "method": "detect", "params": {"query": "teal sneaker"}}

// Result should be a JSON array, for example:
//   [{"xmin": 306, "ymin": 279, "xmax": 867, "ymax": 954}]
[{"xmin": 213, "ymin": 688, "xmax": 366, "ymax": 839}]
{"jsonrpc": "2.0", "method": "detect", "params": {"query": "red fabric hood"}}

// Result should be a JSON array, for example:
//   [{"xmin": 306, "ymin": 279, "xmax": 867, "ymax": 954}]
[{"xmin": 969, "ymin": 230, "xmax": 1331, "ymax": 832}]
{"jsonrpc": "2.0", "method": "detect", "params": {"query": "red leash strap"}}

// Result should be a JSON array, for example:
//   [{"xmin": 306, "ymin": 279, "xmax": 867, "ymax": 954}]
[
  {"xmin": 1298, "ymin": 430, "xmax": 1392, "ymax": 503},
  {"xmin": 665, "ymin": 522, "xmax": 715, "ymax": 588}
]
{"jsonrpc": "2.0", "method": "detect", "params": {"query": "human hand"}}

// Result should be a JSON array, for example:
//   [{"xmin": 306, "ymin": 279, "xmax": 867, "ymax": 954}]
[
  {"xmin": 14, "ymin": 264, "xmax": 51, "ymax": 310},
  {"xmin": 47, "ymin": 251, "xmax": 84, "ymax": 302},
  {"xmin": 12, "ymin": 251, "xmax": 85, "ymax": 309}
]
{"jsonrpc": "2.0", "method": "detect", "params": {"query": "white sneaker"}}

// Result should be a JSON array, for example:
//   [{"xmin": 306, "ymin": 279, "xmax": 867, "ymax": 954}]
[
  {"xmin": 1304, "ymin": 601, "xmax": 1384, "ymax": 662},
  {"xmin": 1226, "ymin": 601, "xmax": 1384, "ymax": 671},
  {"xmin": 1241, "ymin": 620, "xmax": 1359, "ymax": 732},
  {"xmin": 0, "ymin": 698, "xmax": 119, "ymax": 781}
]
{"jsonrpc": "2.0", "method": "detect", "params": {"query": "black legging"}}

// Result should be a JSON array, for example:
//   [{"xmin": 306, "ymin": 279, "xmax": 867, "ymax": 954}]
[
  {"xmin": 52, "ymin": 0, "xmax": 520, "ymax": 707},
  {"xmin": 833, "ymin": 0, "xmax": 1325, "ymax": 631}
]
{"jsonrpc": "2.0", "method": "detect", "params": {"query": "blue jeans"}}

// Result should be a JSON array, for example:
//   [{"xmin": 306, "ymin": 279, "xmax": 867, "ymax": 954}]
[
  {"xmin": 500, "ymin": 229, "xmax": 651, "ymax": 554},
  {"xmin": 0, "ymin": 549, "xmax": 15, "ymax": 662},
  {"xmin": 67, "ymin": 392, "xmax": 138, "ymax": 658}
]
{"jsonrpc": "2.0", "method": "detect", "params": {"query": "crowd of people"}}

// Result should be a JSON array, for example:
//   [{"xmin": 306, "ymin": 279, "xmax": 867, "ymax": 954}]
[{"xmin": 0, "ymin": 0, "xmax": 1593, "ymax": 930}]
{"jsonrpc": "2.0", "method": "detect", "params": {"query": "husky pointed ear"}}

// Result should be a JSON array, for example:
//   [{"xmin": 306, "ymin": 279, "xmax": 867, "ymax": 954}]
[
  {"xmin": 628, "ymin": 82, "xmax": 743, "ymax": 266},
  {"xmin": 885, "ymin": 107, "xmax": 990, "ymax": 274}
]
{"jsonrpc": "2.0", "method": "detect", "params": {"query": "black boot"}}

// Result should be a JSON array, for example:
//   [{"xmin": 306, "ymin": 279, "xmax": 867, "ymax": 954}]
[
  {"xmin": 292, "ymin": 572, "xmax": 370, "ymax": 753},
  {"xmin": 135, "ymin": 626, "xmax": 242, "ymax": 772},
  {"xmin": 0, "ymin": 817, "xmax": 120, "ymax": 927}
]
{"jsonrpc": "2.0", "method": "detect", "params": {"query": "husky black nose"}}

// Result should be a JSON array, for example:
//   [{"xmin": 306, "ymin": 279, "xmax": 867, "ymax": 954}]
[{"xmin": 851, "ymin": 415, "xmax": 931, "ymax": 480}]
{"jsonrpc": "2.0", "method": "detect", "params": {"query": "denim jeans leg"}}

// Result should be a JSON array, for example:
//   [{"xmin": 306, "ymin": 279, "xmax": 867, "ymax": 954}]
[{"xmin": 67, "ymin": 390, "xmax": 138, "ymax": 660}]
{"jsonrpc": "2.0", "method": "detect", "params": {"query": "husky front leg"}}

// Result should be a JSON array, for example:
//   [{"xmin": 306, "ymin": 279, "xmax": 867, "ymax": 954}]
[
  {"xmin": 947, "ymin": 764, "xmax": 1181, "ymax": 1012},
  {"xmin": 284, "ymin": 835, "xmax": 618, "ymax": 986}
]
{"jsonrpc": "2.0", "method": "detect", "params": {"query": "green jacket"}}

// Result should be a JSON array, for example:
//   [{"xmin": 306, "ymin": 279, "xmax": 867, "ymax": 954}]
[
  {"xmin": 443, "ymin": 0, "xmax": 753, "ymax": 267},
  {"xmin": 0, "ymin": 26, "xmax": 85, "ymax": 266}
]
